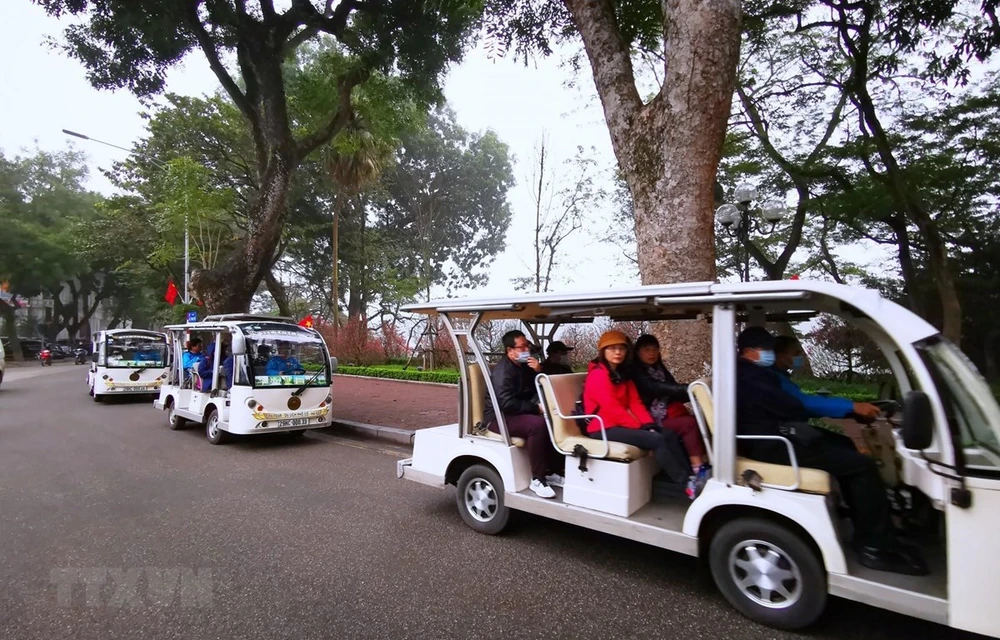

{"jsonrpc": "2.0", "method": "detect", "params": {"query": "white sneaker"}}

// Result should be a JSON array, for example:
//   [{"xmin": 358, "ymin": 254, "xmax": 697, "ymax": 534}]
[
  {"xmin": 530, "ymin": 478, "xmax": 556, "ymax": 499},
  {"xmin": 544, "ymin": 473, "xmax": 565, "ymax": 488}
]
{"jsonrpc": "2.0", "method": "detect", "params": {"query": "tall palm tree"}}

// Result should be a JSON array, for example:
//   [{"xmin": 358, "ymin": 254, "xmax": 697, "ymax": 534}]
[{"xmin": 324, "ymin": 119, "xmax": 391, "ymax": 336}]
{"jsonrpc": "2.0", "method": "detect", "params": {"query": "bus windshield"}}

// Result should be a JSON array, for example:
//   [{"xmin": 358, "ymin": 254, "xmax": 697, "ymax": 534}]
[
  {"xmin": 240, "ymin": 323, "xmax": 329, "ymax": 389},
  {"xmin": 105, "ymin": 333, "xmax": 167, "ymax": 368},
  {"xmin": 917, "ymin": 338, "xmax": 1000, "ymax": 471}
]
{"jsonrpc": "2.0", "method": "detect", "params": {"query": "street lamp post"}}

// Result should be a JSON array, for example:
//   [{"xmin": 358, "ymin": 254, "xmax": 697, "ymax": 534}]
[
  {"xmin": 62, "ymin": 129, "xmax": 191, "ymax": 304},
  {"xmin": 714, "ymin": 183, "xmax": 787, "ymax": 282}
]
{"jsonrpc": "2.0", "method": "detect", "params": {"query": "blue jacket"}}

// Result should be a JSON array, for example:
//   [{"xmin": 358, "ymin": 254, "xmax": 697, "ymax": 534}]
[
  {"xmin": 198, "ymin": 344, "xmax": 216, "ymax": 391},
  {"xmin": 182, "ymin": 351, "xmax": 205, "ymax": 375},
  {"xmin": 776, "ymin": 369, "xmax": 853, "ymax": 419},
  {"xmin": 266, "ymin": 355, "xmax": 301, "ymax": 376}
]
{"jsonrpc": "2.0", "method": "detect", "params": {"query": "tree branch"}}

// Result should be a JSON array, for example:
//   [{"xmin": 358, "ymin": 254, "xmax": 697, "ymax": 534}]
[
  {"xmin": 294, "ymin": 67, "xmax": 370, "ymax": 161},
  {"xmin": 564, "ymin": 0, "xmax": 643, "ymax": 136},
  {"xmin": 184, "ymin": 1, "xmax": 257, "ymax": 129}
]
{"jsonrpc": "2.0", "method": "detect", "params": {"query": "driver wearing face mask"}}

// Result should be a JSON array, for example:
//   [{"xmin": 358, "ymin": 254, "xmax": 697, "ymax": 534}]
[
  {"xmin": 773, "ymin": 335, "xmax": 880, "ymax": 421},
  {"xmin": 735, "ymin": 326, "xmax": 927, "ymax": 576},
  {"xmin": 541, "ymin": 341, "xmax": 574, "ymax": 375}
]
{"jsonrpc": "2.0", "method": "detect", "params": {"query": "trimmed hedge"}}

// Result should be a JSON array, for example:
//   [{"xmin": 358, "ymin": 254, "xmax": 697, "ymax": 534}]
[
  {"xmin": 796, "ymin": 378, "xmax": 879, "ymax": 402},
  {"xmin": 336, "ymin": 365, "xmax": 459, "ymax": 385}
]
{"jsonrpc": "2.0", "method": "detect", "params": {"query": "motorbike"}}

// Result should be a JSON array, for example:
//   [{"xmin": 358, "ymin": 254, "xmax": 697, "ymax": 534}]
[
  {"xmin": 39, "ymin": 349, "xmax": 52, "ymax": 367},
  {"xmin": 74, "ymin": 348, "xmax": 88, "ymax": 365}
]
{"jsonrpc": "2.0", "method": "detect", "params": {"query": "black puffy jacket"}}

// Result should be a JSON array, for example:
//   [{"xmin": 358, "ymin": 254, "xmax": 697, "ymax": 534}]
[{"xmin": 482, "ymin": 356, "xmax": 540, "ymax": 426}]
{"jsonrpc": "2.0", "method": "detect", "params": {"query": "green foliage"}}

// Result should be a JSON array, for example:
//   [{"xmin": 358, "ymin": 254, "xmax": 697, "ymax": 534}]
[
  {"xmin": 379, "ymin": 107, "xmax": 516, "ymax": 293},
  {"xmin": 794, "ymin": 377, "xmax": 880, "ymax": 402},
  {"xmin": 336, "ymin": 365, "xmax": 459, "ymax": 384}
]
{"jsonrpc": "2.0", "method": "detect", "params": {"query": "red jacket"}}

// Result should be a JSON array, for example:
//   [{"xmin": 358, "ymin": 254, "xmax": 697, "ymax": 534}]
[{"xmin": 582, "ymin": 361, "xmax": 654, "ymax": 433}]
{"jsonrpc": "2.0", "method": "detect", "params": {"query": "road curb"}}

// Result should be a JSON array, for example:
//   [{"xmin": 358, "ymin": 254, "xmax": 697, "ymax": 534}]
[
  {"xmin": 326, "ymin": 418, "xmax": 415, "ymax": 446},
  {"xmin": 332, "ymin": 374, "xmax": 457, "ymax": 388}
]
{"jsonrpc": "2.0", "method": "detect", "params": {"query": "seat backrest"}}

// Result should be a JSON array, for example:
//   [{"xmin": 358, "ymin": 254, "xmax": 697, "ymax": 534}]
[
  {"xmin": 538, "ymin": 373, "xmax": 588, "ymax": 444},
  {"xmin": 689, "ymin": 377, "xmax": 714, "ymax": 434},
  {"xmin": 468, "ymin": 362, "xmax": 487, "ymax": 429}
]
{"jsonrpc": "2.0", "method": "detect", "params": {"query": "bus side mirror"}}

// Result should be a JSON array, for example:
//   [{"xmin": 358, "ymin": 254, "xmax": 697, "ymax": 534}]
[
  {"xmin": 902, "ymin": 390, "xmax": 934, "ymax": 450},
  {"xmin": 232, "ymin": 334, "xmax": 246, "ymax": 356},
  {"xmin": 329, "ymin": 356, "xmax": 338, "ymax": 373},
  {"xmin": 91, "ymin": 353, "xmax": 99, "ymax": 363}
]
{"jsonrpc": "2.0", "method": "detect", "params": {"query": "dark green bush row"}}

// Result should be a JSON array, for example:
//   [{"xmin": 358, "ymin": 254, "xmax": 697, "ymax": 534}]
[
  {"xmin": 795, "ymin": 377, "xmax": 879, "ymax": 402},
  {"xmin": 336, "ymin": 365, "xmax": 459, "ymax": 385}
]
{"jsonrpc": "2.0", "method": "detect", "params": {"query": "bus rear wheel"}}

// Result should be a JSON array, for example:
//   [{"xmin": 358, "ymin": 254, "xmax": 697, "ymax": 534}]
[
  {"xmin": 709, "ymin": 517, "xmax": 826, "ymax": 630},
  {"xmin": 455, "ymin": 464, "xmax": 509, "ymax": 535}
]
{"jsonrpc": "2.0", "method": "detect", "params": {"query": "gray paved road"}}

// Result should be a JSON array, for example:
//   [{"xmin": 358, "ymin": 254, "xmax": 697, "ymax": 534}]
[{"xmin": 0, "ymin": 368, "xmax": 986, "ymax": 639}]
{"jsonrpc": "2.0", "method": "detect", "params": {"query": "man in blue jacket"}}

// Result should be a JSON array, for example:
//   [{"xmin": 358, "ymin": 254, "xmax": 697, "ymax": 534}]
[{"xmin": 773, "ymin": 335, "xmax": 881, "ymax": 422}]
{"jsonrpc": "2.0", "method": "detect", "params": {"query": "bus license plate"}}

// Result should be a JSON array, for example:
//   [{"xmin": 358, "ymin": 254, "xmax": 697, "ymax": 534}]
[{"xmin": 277, "ymin": 418, "xmax": 309, "ymax": 428}]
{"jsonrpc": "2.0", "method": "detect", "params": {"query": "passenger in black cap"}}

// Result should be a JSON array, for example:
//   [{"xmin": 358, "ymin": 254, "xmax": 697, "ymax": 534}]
[
  {"xmin": 735, "ymin": 326, "xmax": 928, "ymax": 576},
  {"xmin": 541, "ymin": 340, "xmax": 574, "ymax": 375}
]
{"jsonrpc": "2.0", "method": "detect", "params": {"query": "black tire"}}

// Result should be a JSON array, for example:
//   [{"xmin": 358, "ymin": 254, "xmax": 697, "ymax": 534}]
[
  {"xmin": 167, "ymin": 401, "xmax": 187, "ymax": 430},
  {"xmin": 93, "ymin": 392, "xmax": 103, "ymax": 403},
  {"xmin": 205, "ymin": 408, "xmax": 228, "ymax": 445},
  {"xmin": 286, "ymin": 429, "xmax": 307, "ymax": 438},
  {"xmin": 455, "ymin": 464, "xmax": 510, "ymax": 535},
  {"xmin": 709, "ymin": 517, "xmax": 826, "ymax": 630}
]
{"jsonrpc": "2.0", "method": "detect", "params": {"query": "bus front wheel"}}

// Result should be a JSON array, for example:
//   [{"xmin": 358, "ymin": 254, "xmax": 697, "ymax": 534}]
[
  {"xmin": 167, "ymin": 402, "xmax": 187, "ymax": 430},
  {"xmin": 205, "ymin": 409, "xmax": 228, "ymax": 445},
  {"xmin": 455, "ymin": 464, "xmax": 510, "ymax": 535},
  {"xmin": 709, "ymin": 517, "xmax": 826, "ymax": 630}
]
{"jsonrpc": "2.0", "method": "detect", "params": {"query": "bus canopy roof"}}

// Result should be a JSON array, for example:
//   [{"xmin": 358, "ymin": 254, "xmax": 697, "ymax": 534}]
[{"xmin": 402, "ymin": 280, "xmax": 939, "ymax": 345}]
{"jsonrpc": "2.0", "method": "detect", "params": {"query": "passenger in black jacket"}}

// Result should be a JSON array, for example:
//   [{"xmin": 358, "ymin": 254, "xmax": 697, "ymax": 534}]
[
  {"xmin": 735, "ymin": 326, "xmax": 927, "ymax": 576},
  {"xmin": 483, "ymin": 330, "xmax": 563, "ymax": 498},
  {"xmin": 540, "ymin": 340, "xmax": 574, "ymax": 375},
  {"xmin": 629, "ymin": 334, "xmax": 707, "ymax": 473}
]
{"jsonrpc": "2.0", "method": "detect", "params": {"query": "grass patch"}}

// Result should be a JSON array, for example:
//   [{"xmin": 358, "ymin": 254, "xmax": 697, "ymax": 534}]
[{"xmin": 336, "ymin": 365, "xmax": 459, "ymax": 385}]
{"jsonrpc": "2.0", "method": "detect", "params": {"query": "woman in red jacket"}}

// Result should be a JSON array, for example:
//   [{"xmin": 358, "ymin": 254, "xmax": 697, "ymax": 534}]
[{"xmin": 582, "ymin": 330, "xmax": 691, "ymax": 489}]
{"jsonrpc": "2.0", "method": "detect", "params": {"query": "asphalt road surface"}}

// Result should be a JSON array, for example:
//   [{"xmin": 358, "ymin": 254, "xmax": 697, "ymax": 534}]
[{"xmin": 0, "ymin": 367, "xmax": 987, "ymax": 640}]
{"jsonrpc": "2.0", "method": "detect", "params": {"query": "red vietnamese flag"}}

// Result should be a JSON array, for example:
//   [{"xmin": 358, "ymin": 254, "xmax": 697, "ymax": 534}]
[
  {"xmin": 298, "ymin": 314, "xmax": 314, "ymax": 329},
  {"xmin": 790, "ymin": 274, "xmax": 800, "ymax": 280},
  {"xmin": 164, "ymin": 281, "xmax": 179, "ymax": 305}
]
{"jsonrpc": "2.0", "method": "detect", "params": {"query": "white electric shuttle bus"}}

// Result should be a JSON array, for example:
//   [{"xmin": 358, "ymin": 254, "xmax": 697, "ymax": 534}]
[
  {"xmin": 87, "ymin": 329, "xmax": 169, "ymax": 401},
  {"xmin": 396, "ymin": 280, "xmax": 1000, "ymax": 636},
  {"xmin": 154, "ymin": 315, "xmax": 337, "ymax": 444}
]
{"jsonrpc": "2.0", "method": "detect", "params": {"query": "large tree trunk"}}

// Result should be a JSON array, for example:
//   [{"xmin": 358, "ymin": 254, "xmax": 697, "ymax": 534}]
[
  {"xmin": 264, "ymin": 269, "xmax": 292, "ymax": 317},
  {"xmin": 565, "ymin": 0, "xmax": 741, "ymax": 380},
  {"xmin": 0, "ymin": 301, "xmax": 23, "ymax": 362},
  {"xmin": 193, "ymin": 158, "xmax": 295, "ymax": 313}
]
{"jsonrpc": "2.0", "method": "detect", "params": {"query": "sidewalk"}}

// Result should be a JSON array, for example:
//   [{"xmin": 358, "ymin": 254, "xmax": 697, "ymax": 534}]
[{"xmin": 331, "ymin": 375, "xmax": 456, "ymax": 431}]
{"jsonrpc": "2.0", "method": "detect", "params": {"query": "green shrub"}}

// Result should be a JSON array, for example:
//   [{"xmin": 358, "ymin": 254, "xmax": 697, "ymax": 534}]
[
  {"xmin": 336, "ymin": 365, "xmax": 459, "ymax": 385},
  {"xmin": 795, "ymin": 377, "xmax": 879, "ymax": 402}
]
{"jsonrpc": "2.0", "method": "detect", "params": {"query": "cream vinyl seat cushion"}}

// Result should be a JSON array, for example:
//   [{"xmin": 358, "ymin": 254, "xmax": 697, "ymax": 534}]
[
  {"xmin": 689, "ymin": 378, "xmax": 832, "ymax": 495},
  {"xmin": 537, "ymin": 373, "xmax": 647, "ymax": 462},
  {"xmin": 468, "ymin": 362, "xmax": 525, "ymax": 448}
]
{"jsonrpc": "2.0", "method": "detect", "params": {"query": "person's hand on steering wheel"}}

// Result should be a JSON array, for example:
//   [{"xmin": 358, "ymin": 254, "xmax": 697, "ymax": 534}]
[{"xmin": 852, "ymin": 402, "xmax": 881, "ymax": 422}]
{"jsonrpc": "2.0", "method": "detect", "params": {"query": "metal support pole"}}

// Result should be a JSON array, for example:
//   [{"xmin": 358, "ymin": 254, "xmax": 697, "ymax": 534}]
[{"xmin": 184, "ymin": 210, "xmax": 191, "ymax": 304}]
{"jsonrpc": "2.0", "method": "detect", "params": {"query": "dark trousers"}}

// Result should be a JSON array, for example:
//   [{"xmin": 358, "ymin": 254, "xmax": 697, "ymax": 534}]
[
  {"xmin": 744, "ymin": 430, "xmax": 894, "ymax": 549},
  {"xmin": 489, "ymin": 414, "xmax": 563, "ymax": 480},
  {"xmin": 591, "ymin": 426, "xmax": 690, "ymax": 484},
  {"xmin": 659, "ymin": 415, "xmax": 706, "ymax": 458}
]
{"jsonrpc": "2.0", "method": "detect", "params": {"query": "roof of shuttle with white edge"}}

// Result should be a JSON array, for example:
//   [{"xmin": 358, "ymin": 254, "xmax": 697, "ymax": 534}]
[{"xmin": 402, "ymin": 279, "xmax": 940, "ymax": 346}]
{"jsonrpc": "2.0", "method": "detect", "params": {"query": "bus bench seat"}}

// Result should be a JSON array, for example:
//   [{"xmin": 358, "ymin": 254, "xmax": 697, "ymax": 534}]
[
  {"xmin": 688, "ymin": 378, "xmax": 832, "ymax": 495},
  {"xmin": 538, "ymin": 373, "xmax": 647, "ymax": 462}
]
